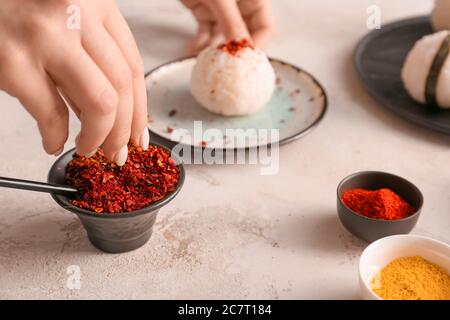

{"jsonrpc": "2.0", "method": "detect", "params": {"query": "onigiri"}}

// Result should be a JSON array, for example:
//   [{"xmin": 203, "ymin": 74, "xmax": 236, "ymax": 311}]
[
  {"xmin": 190, "ymin": 39, "xmax": 276, "ymax": 116},
  {"xmin": 401, "ymin": 30, "xmax": 450, "ymax": 109},
  {"xmin": 431, "ymin": 0, "xmax": 450, "ymax": 31}
]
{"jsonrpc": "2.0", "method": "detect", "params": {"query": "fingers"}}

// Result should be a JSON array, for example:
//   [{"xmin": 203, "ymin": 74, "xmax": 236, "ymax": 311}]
[
  {"xmin": 206, "ymin": 0, "xmax": 251, "ymax": 42},
  {"xmin": 184, "ymin": 2, "xmax": 216, "ymax": 54},
  {"xmin": 58, "ymin": 88, "xmax": 81, "ymax": 119},
  {"xmin": 103, "ymin": 5, "xmax": 149, "ymax": 152},
  {"xmin": 82, "ymin": 16, "xmax": 133, "ymax": 165},
  {"xmin": 5, "ymin": 69, "xmax": 69, "ymax": 156},
  {"xmin": 188, "ymin": 22, "xmax": 213, "ymax": 55},
  {"xmin": 251, "ymin": 27, "xmax": 274, "ymax": 50},
  {"xmin": 45, "ymin": 46, "xmax": 118, "ymax": 158},
  {"xmin": 245, "ymin": 0, "xmax": 275, "ymax": 49}
]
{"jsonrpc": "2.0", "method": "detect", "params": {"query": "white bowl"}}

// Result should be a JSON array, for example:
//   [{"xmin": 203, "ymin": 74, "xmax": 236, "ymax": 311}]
[{"xmin": 359, "ymin": 235, "xmax": 450, "ymax": 300}]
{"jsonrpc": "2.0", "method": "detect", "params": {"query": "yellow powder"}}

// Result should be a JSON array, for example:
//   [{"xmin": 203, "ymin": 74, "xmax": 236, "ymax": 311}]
[{"xmin": 371, "ymin": 256, "xmax": 450, "ymax": 300}]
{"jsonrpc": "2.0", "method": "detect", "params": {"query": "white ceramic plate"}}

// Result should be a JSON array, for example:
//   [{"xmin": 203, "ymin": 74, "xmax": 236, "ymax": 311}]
[
  {"xmin": 146, "ymin": 57, "xmax": 327, "ymax": 150},
  {"xmin": 359, "ymin": 235, "xmax": 450, "ymax": 300}
]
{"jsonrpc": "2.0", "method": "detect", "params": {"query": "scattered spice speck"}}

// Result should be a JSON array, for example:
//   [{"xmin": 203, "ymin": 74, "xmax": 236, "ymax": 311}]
[
  {"xmin": 168, "ymin": 109, "xmax": 177, "ymax": 117},
  {"xmin": 289, "ymin": 107, "xmax": 296, "ymax": 112},
  {"xmin": 200, "ymin": 141, "xmax": 208, "ymax": 148},
  {"xmin": 167, "ymin": 126, "xmax": 174, "ymax": 134}
]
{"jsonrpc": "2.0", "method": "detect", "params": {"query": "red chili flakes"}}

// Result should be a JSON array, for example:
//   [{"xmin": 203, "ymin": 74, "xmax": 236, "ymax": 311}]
[
  {"xmin": 65, "ymin": 144, "xmax": 180, "ymax": 214},
  {"xmin": 168, "ymin": 109, "xmax": 177, "ymax": 117},
  {"xmin": 218, "ymin": 39, "xmax": 254, "ymax": 56},
  {"xmin": 167, "ymin": 126, "xmax": 174, "ymax": 134},
  {"xmin": 200, "ymin": 141, "xmax": 208, "ymax": 148}
]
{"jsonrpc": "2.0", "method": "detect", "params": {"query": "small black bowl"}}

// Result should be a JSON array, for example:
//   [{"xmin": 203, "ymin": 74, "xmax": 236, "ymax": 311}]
[
  {"xmin": 337, "ymin": 171, "xmax": 423, "ymax": 243},
  {"xmin": 48, "ymin": 143, "xmax": 185, "ymax": 253}
]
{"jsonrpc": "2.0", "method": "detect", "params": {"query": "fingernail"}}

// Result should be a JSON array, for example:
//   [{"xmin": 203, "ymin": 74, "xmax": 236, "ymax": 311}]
[
  {"xmin": 84, "ymin": 150, "xmax": 97, "ymax": 158},
  {"xmin": 140, "ymin": 128, "xmax": 150, "ymax": 151},
  {"xmin": 54, "ymin": 148, "xmax": 64, "ymax": 157},
  {"xmin": 114, "ymin": 145, "xmax": 128, "ymax": 166}
]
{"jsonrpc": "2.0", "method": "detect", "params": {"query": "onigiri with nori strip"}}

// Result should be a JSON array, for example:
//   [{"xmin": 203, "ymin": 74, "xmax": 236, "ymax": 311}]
[
  {"xmin": 190, "ymin": 39, "xmax": 276, "ymax": 116},
  {"xmin": 401, "ymin": 30, "xmax": 450, "ymax": 109}
]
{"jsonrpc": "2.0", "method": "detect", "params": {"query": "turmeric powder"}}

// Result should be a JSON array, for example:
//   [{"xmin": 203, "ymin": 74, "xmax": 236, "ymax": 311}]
[{"xmin": 371, "ymin": 256, "xmax": 450, "ymax": 300}]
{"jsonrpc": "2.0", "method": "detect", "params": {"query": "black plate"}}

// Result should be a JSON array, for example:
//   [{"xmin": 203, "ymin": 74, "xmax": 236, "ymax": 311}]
[{"xmin": 355, "ymin": 16, "xmax": 450, "ymax": 135}]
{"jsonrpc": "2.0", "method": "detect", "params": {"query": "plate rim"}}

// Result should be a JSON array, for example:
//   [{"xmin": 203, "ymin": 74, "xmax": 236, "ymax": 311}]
[
  {"xmin": 354, "ymin": 15, "xmax": 450, "ymax": 136},
  {"xmin": 145, "ymin": 56, "xmax": 329, "ymax": 151}
]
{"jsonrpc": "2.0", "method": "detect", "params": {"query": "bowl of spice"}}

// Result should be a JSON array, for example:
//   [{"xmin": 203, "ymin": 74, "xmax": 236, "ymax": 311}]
[
  {"xmin": 359, "ymin": 235, "xmax": 450, "ymax": 300},
  {"xmin": 48, "ymin": 142, "xmax": 185, "ymax": 253},
  {"xmin": 337, "ymin": 171, "xmax": 423, "ymax": 242}
]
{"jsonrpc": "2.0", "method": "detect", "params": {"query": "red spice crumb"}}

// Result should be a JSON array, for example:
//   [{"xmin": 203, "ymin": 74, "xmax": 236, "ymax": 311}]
[
  {"xmin": 65, "ymin": 144, "xmax": 180, "ymax": 214},
  {"xmin": 169, "ymin": 109, "xmax": 177, "ymax": 117},
  {"xmin": 200, "ymin": 141, "xmax": 208, "ymax": 148},
  {"xmin": 342, "ymin": 188, "xmax": 415, "ymax": 220},
  {"xmin": 218, "ymin": 39, "xmax": 254, "ymax": 56},
  {"xmin": 289, "ymin": 107, "xmax": 296, "ymax": 112},
  {"xmin": 167, "ymin": 126, "xmax": 174, "ymax": 134}
]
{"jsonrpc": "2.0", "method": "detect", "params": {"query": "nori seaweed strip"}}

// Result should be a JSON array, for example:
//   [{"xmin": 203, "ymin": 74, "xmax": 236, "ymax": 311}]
[{"xmin": 425, "ymin": 34, "xmax": 450, "ymax": 107}]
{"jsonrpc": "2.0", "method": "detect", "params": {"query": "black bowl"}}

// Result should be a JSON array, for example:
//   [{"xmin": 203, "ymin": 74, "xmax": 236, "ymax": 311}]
[
  {"xmin": 48, "ymin": 143, "xmax": 185, "ymax": 253},
  {"xmin": 337, "ymin": 171, "xmax": 423, "ymax": 243}
]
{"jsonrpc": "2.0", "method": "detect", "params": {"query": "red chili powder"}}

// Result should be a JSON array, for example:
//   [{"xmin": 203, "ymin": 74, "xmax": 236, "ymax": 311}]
[
  {"xmin": 65, "ymin": 145, "xmax": 180, "ymax": 214},
  {"xmin": 218, "ymin": 39, "xmax": 254, "ymax": 56},
  {"xmin": 342, "ymin": 188, "xmax": 415, "ymax": 220}
]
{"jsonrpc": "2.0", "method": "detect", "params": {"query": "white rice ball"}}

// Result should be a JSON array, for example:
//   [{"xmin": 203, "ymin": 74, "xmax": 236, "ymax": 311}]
[
  {"xmin": 401, "ymin": 30, "xmax": 450, "ymax": 109},
  {"xmin": 190, "ymin": 41, "xmax": 276, "ymax": 116},
  {"xmin": 431, "ymin": 0, "xmax": 450, "ymax": 31}
]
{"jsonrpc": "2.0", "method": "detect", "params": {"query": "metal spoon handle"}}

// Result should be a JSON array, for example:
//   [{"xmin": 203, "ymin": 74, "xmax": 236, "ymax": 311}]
[{"xmin": 0, "ymin": 176, "xmax": 78, "ymax": 195}]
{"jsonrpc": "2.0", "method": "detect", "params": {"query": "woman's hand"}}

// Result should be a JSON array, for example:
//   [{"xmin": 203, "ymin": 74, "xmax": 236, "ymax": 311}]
[
  {"xmin": 0, "ymin": 0, "xmax": 148, "ymax": 165},
  {"xmin": 181, "ymin": 0, "xmax": 275, "ymax": 54}
]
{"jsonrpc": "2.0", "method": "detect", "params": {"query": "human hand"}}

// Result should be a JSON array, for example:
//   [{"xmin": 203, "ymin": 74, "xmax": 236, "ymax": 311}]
[
  {"xmin": 181, "ymin": 0, "xmax": 275, "ymax": 54},
  {"xmin": 0, "ymin": 0, "xmax": 148, "ymax": 165}
]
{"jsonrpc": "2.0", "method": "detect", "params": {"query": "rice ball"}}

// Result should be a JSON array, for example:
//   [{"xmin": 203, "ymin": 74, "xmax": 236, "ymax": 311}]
[
  {"xmin": 431, "ymin": 0, "xmax": 450, "ymax": 31},
  {"xmin": 190, "ymin": 39, "xmax": 276, "ymax": 116},
  {"xmin": 401, "ymin": 30, "xmax": 450, "ymax": 109}
]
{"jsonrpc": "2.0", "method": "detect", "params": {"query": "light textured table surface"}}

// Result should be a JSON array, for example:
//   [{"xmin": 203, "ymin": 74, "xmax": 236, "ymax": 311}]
[{"xmin": 0, "ymin": 0, "xmax": 448, "ymax": 299}]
